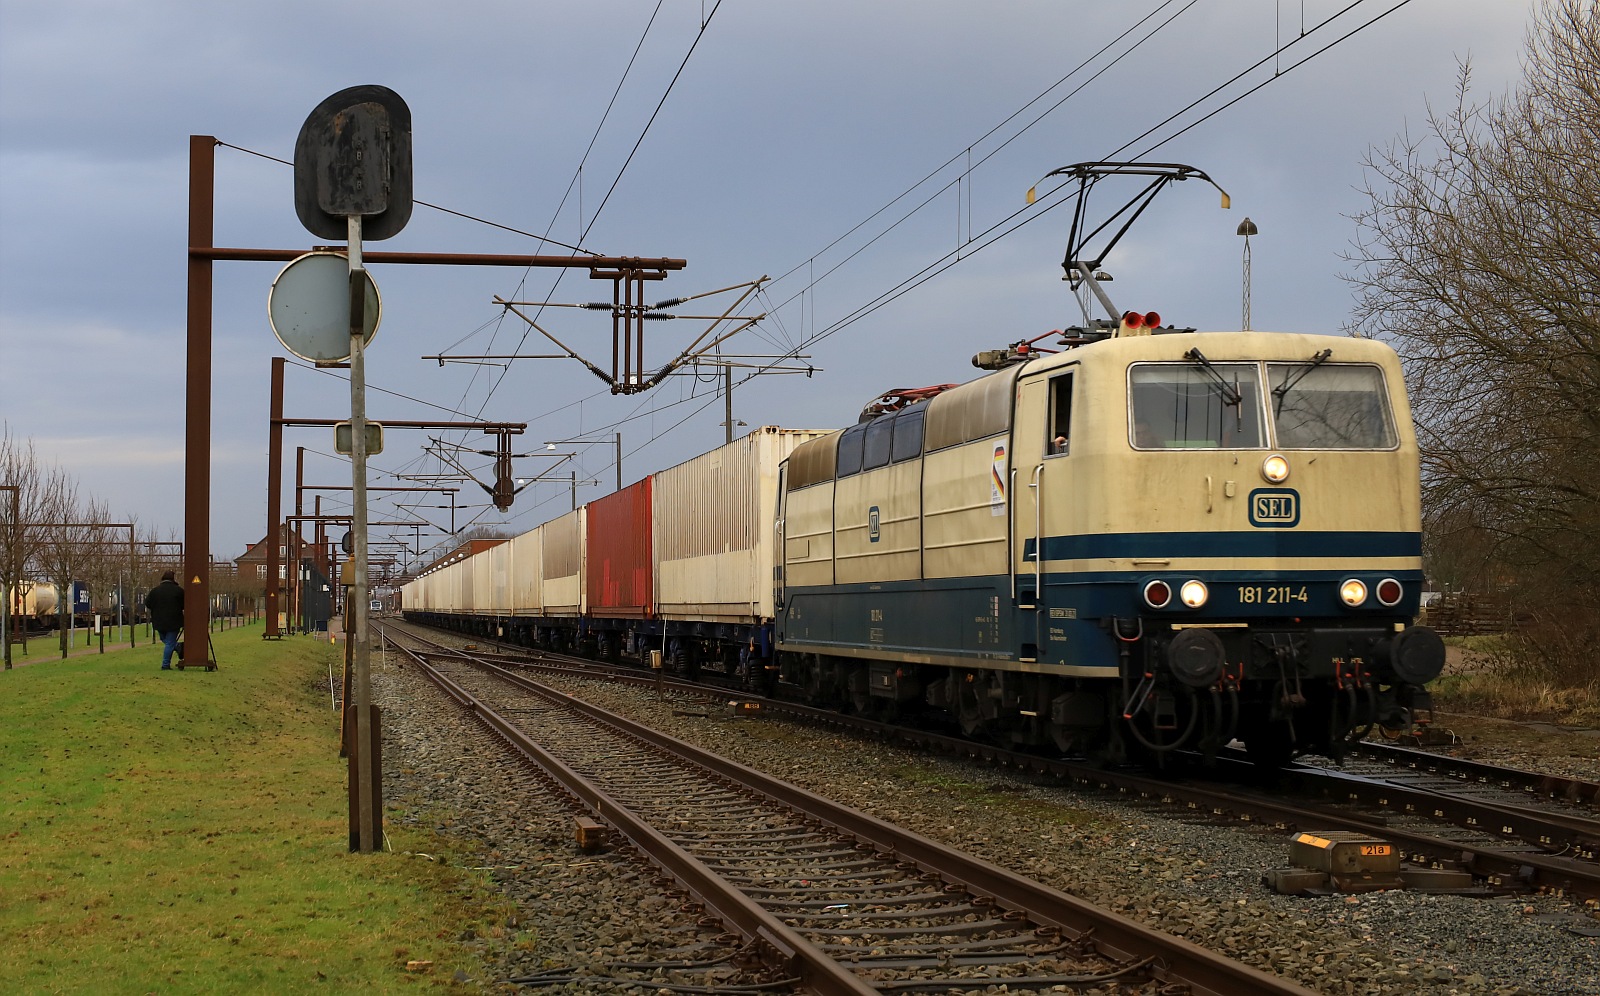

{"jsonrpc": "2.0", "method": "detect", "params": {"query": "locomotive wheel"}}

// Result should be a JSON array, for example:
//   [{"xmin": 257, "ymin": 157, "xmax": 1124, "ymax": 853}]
[
  {"xmin": 847, "ymin": 668, "xmax": 871, "ymax": 715},
  {"xmin": 956, "ymin": 676, "xmax": 988, "ymax": 737},
  {"xmin": 800, "ymin": 655, "xmax": 833, "ymax": 705},
  {"xmin": 1244, "ymin": 723, "xmax": 1296, "ymax": 769}
]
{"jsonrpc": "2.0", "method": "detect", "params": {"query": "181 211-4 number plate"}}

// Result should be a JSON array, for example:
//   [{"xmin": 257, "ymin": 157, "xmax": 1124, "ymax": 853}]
[{"xmin": 1236, "ymin": 584, "xmax": 1308, "ymax": 605}]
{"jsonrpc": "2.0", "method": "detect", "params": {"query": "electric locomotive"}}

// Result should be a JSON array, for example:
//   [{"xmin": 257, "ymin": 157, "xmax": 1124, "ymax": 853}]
[{"xmin": 773, "ymin": 313, "xmax": 1443, "ymax": 765}]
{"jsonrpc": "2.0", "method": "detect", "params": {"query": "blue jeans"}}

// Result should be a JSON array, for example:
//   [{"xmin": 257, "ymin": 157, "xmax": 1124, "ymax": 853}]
[{"xmin": 160, "ymin": 629, "xmax": 180, "ymax": 668}]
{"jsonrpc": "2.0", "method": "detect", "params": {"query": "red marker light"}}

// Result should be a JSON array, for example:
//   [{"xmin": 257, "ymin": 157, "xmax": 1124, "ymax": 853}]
[
  {"xmin": 1143, "ymin": 579, "xmax": 1172, "ymax": 608},
  {"xmin": 1376, "ymin": 578, "xmax": 1403, "ymax": 607}
]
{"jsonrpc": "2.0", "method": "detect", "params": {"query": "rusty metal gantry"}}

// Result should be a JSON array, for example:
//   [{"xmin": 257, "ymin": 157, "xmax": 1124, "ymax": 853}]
[
  {"xmin": 185, "ymin": 134, "xmax": 685, "ymax": 648},
  {"xmin": 265, "ymin": 357, "xmax": 527, "ymax": 638}
]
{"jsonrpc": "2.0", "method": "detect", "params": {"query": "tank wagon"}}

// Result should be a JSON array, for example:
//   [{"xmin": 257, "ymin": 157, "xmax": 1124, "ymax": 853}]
[
  {"xmin": 5, "ymin": 584, "xmax": 60, "ymax": 633},
  {"xmin": 404, "ymin": 318, "xmax": 1442, "ymax": 766}
]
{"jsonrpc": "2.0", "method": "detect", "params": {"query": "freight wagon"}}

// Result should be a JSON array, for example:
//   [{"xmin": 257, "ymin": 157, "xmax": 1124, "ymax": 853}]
[{"xmin": 404, "ymin": 427, "xmax": 830, "ymax": 677}]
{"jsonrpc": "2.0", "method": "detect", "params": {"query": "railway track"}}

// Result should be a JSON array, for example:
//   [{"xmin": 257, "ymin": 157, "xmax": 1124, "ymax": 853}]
[
  {"xmin": 378, "ymin": 622, "xmax": 1311, "ymax": 996},
  {"xmin": 1346, "ymin": 738, "xmax": 1598, "ymax": 811},
  {"xmin": 392, "ymin": 622, "xmax": 1600, "ymax": 904}
]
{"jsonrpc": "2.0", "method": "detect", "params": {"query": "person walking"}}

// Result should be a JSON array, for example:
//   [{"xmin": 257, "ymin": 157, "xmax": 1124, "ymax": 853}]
[{"xmin": 143, "ymin": 571, "xmax": 184, "ymax": 670}]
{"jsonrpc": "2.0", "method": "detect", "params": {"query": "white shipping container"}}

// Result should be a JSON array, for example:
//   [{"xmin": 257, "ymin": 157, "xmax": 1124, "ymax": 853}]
[
  {"xmin": 540, "ymin": 508, "xmax": 586, "ymax": 615},
  {"xmin": 471, "ymin": 549, "xmax": 495, "ymax": 615},
  {"xmin": 474, "ymin": 541, "xmax": 513, "ymax": 615},
  {"xmin": 508, "ymin": 528, "xmax": 544, "ymax": 616},
  {"xmin": 653, "ymin": 426, "xmax": 830, "ymax": 623}
]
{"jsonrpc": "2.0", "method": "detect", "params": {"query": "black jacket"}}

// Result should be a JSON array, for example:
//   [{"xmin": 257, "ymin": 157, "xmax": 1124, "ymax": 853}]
[{"xmin": 144, "ymin": 580, "xmax": 184, "ymax": 634}]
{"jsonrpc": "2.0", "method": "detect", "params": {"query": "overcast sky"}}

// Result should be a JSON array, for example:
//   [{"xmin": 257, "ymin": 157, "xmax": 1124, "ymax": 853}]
[{"xmin": 0, "ymin": 0, "xmax": 1541, "ymax": 568}]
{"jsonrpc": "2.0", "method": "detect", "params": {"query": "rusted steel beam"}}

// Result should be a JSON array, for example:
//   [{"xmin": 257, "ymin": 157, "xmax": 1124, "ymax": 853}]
[
  {"xmin": 275, "ymin": 418, "xmax": 525, "ymax": 430},
  {"xmin": 266, "ymin": 357, "xmax": 285, "ymax": 637},
  {"xmin": 193, "ymin": 247, "xmax": 685, "ymax": 270},
  {"xmin": 184, "ymin": 136, "xmax": 214, "ymax": 648}
]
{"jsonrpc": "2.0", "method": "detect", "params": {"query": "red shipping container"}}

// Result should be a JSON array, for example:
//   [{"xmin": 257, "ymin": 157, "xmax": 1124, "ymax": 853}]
[{"xmin": 585, "ymin": 476, "xmax": 653, "ymax": 617}]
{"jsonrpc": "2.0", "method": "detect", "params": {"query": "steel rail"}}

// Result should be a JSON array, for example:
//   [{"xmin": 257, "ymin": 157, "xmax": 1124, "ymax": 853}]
[
  {"xmin": 1266, "ymin": 760, "xmax": 1600, "ymax": 858},
  {"xmin": 754, "ymin": 697, "xmax": 1600, "ymax": 903},
  {"xmin": 1350, "ymin": 739, "xmax": 1600, "ymax": 810},
  {"xmin": 386, "ymin": 636, "xmax": 876, "ymax": 996},
  {"xmin": 396, "ymin": 621, "xmax": 1600, "ymax": 901},
  {"xmin": 387, "ymin": 626, "xmax": 1311, "ymax": 996}
]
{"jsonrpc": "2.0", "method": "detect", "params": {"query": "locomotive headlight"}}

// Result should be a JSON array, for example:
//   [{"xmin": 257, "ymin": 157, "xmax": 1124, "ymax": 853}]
[
  {"xmin": 1261, "ymin": 453, "xmax": 1290, "ymax": 483},
  {"xmin": 1340, "ymin": 578, "xmax": 1369, "ymax": 607},
  {"xmin": 1376, "ymin": 578, "xmax": 1403, "ymax": 607},
  {"xmin": 1179, "ymin": 579, "xmax": 1209, "ymax": 608}
]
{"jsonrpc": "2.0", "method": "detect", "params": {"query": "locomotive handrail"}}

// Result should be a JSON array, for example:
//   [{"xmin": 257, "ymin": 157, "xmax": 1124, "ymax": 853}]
[
  {"xmin": 1030, "ymin": 462, "xmax": 1045, "ymax": 602},
  {"xmin": 1008, "ymin": 465, "xmax": 1019, "ymax": 601}
]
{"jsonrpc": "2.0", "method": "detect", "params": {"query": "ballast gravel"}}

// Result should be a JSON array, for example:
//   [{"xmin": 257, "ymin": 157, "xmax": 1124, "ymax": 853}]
[{"xmin": 375, "ymin": 647, "xmax": 1599, "ymax": 996}]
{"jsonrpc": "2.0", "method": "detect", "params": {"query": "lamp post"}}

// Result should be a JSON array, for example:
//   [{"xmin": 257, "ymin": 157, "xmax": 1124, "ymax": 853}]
[
  {"xmin": 1, "ymin": 484, "xmax": 17, "ymax": 670},
  {"xmin": 1237, "ymin": 217, "xmax": 1258, "ymax": 331}
]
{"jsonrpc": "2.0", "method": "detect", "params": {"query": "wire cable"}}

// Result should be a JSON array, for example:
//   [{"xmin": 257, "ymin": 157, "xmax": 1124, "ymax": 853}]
[
  {"xmin": 460, "ymin": 1, "xmax": 726, "ymax": 426},
  {"xmin": 213, "ymin": 141, "xmax": 594, "ymax": 255},
  {"xmin": 763, "ymin": 0, "xmax": 1417, "ymax": 361}
]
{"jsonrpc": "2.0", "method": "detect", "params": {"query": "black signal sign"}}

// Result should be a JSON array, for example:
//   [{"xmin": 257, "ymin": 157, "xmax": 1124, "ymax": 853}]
[{"xmin": 293, "ymin": 85, "xmax": 413, "ymax": 241}]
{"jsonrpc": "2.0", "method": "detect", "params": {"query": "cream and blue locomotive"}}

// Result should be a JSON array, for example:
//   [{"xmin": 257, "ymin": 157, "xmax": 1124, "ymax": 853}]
[
  {"xmin": 774, "ymin": 316, "xmax": 1443, "ymax": 764},
  {"xmin": 774, "ymin": 162, "xmax": 1442, "ymax": 764}
]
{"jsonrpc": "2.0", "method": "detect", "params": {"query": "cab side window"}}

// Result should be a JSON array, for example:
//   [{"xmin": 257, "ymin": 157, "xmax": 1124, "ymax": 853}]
[
  {"xmin": 1047, "ymin": 373, "xmax": 1074, "ymax": 456},
  {"xmin": 890, "ymin": 407, "xmax": 924, "ymax": 462},
  {"xmin": 862, "ymin": 416, "xmax": 894, "ymax": 471},
  {"xmin": 836, "ymin": 423, "xmax": 867, "ymax": 477}
]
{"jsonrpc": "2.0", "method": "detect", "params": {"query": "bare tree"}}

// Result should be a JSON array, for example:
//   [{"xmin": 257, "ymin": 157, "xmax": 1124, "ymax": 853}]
[
  {"xmin": 34, "ymin": 470, "xmax": 90, "ymax": 652},
  {"xmin": 1345, "ymin": 0, "xmax": 1600, "ymax": 678},
  {"xmin": 0, "ymin": 425, "xmax": 51, "ymax": 661}
]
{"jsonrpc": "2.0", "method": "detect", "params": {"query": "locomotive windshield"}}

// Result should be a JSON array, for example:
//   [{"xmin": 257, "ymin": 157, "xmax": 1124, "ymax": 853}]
[
  {"xmin": 1129, "ymin": 361, "xmax": 1398, "ymax": 450},
  {"xmin": 1129, "ymin": 364, "xmax": 1264, "ymax": 449},
  {"xmin": 1268, "ymin": 363, "xmax": 1397, "ymax": 449}
]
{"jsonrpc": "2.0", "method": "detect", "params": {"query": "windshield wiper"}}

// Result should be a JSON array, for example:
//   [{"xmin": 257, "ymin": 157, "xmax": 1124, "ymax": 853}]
[
  {"xmin": 1182, "ymin": 348, "xmax": 1242, "ymax": 407},
  {"xmin": 1272, "ymin": 348, "xmax": 1333, "ymax": 414}
]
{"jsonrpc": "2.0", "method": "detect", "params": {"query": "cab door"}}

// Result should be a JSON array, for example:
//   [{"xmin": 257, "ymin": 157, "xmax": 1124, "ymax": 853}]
[
  {"xmin": 1012, "ymin": 366, "xmax": 1076, "ymax": 608},
  {"xmin": 774, "ymin": 463, "xmax": 788, "ymax": 610}
]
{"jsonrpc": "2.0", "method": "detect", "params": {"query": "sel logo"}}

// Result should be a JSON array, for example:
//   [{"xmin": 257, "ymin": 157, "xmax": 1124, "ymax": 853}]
[
  {"xmin": 868, "ymin": 505, "xmax": 882, "ymax": 542},
  {"xmin": 1248, "ymin": 488, "xmax": 1300, "ymax": 528}
]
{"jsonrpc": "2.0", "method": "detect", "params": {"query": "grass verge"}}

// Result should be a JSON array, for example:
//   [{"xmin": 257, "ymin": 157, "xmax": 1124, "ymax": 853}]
[
  {"xmin": 1431, "ymin": 635, "xmax": 1600, "ymax": 726},
  {"xmin": 1, "ymin": 623, "xmax": 507, "ymax": 994}
]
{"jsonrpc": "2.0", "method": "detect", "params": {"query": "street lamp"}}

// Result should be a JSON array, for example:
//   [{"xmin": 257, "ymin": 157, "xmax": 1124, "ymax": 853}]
[{"xmin": 1237, "ymin": 217, "xmax": 1258, "ymax": 331}]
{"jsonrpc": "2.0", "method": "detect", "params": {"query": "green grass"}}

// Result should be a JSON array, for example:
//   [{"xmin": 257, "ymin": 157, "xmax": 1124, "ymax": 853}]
[
  {"xmin": 2, "ymin": 617, "xmax": 262, "ymax": 665},
  {"xmin": 1, "ymin": 624, "xmax": 509, "ymax": 994}
]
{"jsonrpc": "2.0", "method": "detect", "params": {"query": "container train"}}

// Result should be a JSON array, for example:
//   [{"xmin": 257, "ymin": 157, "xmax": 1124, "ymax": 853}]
[{"xmin": 404, "ymin": 317, "xmax": 1444, "ymax": 767}]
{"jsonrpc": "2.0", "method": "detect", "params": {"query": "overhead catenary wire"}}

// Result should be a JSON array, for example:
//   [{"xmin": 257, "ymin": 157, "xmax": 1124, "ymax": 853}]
[
  {"xmin": 763, "ymin": 0, "xmax": 1201, "ymax": 310},
  {"xmin": 460, "ymin": 0, "xmax": 728, "ymax": 423},
  {"xmin": 756, "ymin": 0, "xmax": 1421, "ymax": 366}
]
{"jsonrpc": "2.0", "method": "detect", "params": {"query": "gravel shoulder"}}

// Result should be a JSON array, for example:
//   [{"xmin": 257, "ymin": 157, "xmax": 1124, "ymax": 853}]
[{"xmin": 378, "ymin": 645, "xmax": 1600, "ymax": 996}]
